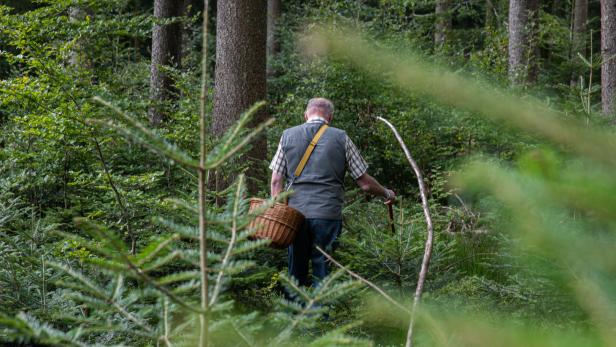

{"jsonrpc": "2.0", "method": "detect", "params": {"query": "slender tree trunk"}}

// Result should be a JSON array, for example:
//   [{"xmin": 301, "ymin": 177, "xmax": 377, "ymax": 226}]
[
  {"xmin": 570, "ymin": 0, "xmax": 589, "ymax": 86},
  {"xmin": 527, "ymin": 0, "xmax": 540, "ymax": 83},
  {"xmin": 551, "ymin": 0, "xmax": 562, "ymax": 14},
  {"xmin": 601, "ymin": 0, "xmax": 616, "ymax": 116},
  {"xmin": 69, "ymin": 6, "xmax": 86, "ymax": 68},
  {"xmin": 198, "ymin": 1, "xmax": 210, "ymax": 344},
  {"xmin": 485, "ymin": 0, "xmax": 495, "ymax": 29},
  {"xmin": 508, "ymin": 0, "xmax": 540, "ymax": 85},
  {"xmin": 434, "ymin": 0, "xmax": 451, "ymax": 49},
  {"xmin": 509, "ymin": 0, "xmax": 529, "ymax": 84},
  {"xmin": 213, "ymin": 0, "xmax": 267, "ymax": 194},
  {"xmin": 267, "ymin": 0, "xmax": 281, "ymax": 76},
  {"xmin": 149, "ymin": 0, "xmax": 186, "ymax": 126}
]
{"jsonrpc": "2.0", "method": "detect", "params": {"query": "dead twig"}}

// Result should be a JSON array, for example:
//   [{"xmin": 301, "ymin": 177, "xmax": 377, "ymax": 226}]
[
  {"xmin": 93, "ymin": 137, "xmax": 136, "ymax": 254},
  {"xmin": 386, "ymin": 202, "xmax": 396, "ymax": 234},
  {"xmin": 376, "ymin": 116, "xmax": 434, "ymax": 347},
  {"xmin": 316, "ymin": 246, "xmax": 410, "ymax": 314}
]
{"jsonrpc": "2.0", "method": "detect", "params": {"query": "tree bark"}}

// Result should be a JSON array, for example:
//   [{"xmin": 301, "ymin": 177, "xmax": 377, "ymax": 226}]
[
  {"xmin": 485, "ymin": 0, "xmax": 495, "ymax": 29},
  {"xmin": 213, "ymin": 0, "xmax": 267, "ymax": 194},
  {"xmin": 69, "ymin": 6, "xmax": 87, "ymax": 68},
  {"xmin": 601, "ymin": 0, "xmax": 616, "ymax": 116},
  {"xmin": 509, "ymin": 0, "xmax": 528, "ymax": 85},
  {"xmin": 267, "ymin": 0, "xmax": 281, "ymax": 76},
  {"xmin": 434, "ymin": 0, "xmax": 451, "ymax": 49},
  {"xmin": 149, "ymin": 0, "xmax": 186, "ymax": 126},
  {"xmin": 509, "ymin": 0, "xmax": 529, "ymax": 85},
  {"xmin": 570, "ymin": 0, "xmax": 589, "ymax": 86},
  {"xmin": 527, "ymin": 0, "xmax": 540, "ymax": 83},
  {"xmin": 508, "ymin": 0, "xmax": 540, "ymax": 85}
]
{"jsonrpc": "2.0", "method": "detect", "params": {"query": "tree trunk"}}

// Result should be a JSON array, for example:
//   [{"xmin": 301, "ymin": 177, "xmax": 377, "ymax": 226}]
[
  {"xmin": 149, "ymin": 0, "xmax": 186, "ymax": 126},
  {"xmin": 601, "ymin": 0, "xmax": 616, "ymax": 116},
  {"xmin": 485, "ymin": 0, "xmax": 495, "ymax": 29},
  {"xmin": 551, "ymin": 0, "xmax": 562, "ymax": 15},
  {"xmin": 508, "ymin": 0, "xmax": 540, "ymax": 86},
  {"xmin": 69, "ymin": 6, "xmax": 96, "ymax": 83},
  {"xmin": 267, "ymin": 0, "xmax": 281, "ymax": 76},
  {"xmin": 434, "ymin": 0, "xmax": 450, "ymax": 49},
  {"xmin": 69, "ymin": 6, "xmax": 86, "ymax": 68},
  {"xmin": 570, "ymin": 0, "xmax": 589, "ymax": 86},
  {"xmin": 509, "ymin": 0, "xmax": 529, "ymax": 85},
  {"xmin": 214, "ymin": 0, "xmax": 267, "ymax": 194},
  {"xmin": 527, "ymin": 0, "xmax": 540, "ymax": 83}
]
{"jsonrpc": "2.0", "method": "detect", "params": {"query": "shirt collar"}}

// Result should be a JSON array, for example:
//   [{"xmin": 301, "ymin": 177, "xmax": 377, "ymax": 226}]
[{"xmin": 306, "ymin": 116, "xmax": 329, "ymax": 124}]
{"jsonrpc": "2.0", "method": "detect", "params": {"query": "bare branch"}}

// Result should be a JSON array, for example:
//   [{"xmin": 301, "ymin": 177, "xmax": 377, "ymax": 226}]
[
  {"xmin": 93, "ymin": 137, "xmax": 136, "ymax": 254},
  {"xmin": 316, "ymin": 246, "xmax": 410, "ymax": 314},
  {"xmin": 376, "ymin": 116, "xmax": 434, "ymax": 347}
]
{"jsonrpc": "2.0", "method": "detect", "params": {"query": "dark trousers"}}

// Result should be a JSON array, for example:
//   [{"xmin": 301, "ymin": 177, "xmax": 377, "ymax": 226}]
[{"xmin": 288, "ymin": 218, "xmax": 342, "ymax": 288}]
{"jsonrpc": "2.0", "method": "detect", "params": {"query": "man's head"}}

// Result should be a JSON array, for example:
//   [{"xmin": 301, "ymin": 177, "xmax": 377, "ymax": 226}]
[{"xmin": 304, "ymin": 97, "xmax": 334, "ymax": 123}]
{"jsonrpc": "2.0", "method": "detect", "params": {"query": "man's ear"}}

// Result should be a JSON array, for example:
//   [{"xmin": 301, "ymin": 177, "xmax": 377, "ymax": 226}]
[{"xmin": 303, "ymin": 112, "xmax": 308, "ymax": 121}]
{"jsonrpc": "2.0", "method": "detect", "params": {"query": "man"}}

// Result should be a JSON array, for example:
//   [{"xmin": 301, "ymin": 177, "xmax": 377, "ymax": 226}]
[{"xmin": 270, "ymin": 97, "xmax": 395, "ymax": 288}]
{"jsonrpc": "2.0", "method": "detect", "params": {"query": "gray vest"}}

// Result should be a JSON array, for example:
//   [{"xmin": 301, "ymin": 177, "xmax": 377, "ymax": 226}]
[{"xmin": 282, "ymin": 122, "xmax": 347, "ymax": 220}]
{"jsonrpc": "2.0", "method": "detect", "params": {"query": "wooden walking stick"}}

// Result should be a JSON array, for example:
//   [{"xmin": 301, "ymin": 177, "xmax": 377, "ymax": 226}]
[
  {"xmin": 376, "ymin": 116, "xmax": 434, "ymax": 347},
  {"xmin": 386, "ymin": 201, "xmax": 396, "ymax": 234}
]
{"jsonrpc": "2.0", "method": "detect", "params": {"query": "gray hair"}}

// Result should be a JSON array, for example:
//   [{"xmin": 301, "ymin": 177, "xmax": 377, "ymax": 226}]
[{"xmin": 305, "ymin": 98, "xmax": 334, "ymax": 117}]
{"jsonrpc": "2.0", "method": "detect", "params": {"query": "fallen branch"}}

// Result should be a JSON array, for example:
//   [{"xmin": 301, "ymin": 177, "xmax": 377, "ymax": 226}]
[
  {"xmin": 316, "ymin": 246, "xmax": 410, "ymax": 314},
  {"xmin": 376, "ymin": 116, "xmax": 434, "ymax": 347}
]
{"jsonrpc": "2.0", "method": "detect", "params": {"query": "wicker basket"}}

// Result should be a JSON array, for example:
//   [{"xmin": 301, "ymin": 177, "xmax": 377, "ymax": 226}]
[{"xmin": 248, "ymin": 198, "xmax": 305, "ymax": 248}]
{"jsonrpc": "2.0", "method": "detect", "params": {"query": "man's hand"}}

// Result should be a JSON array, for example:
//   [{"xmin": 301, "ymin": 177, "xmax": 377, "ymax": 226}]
[
  {"xmin": 384, "ymin": 189, "xmax": 396, "ymax": 204},
  {"xmin": 356, "ymin": 173, "xmax": 396, "ymax": 203}
]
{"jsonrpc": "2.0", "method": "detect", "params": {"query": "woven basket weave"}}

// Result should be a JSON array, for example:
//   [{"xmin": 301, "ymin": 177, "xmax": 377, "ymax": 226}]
[{"xmin": 248, "ymin": 198, "xmax": 305, "ymax": 248}]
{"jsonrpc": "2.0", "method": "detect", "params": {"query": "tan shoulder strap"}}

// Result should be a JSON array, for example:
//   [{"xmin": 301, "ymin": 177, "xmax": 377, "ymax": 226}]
[{"xmin": 294, "ymin": 124, "xmax": 329, "ymax": 177}]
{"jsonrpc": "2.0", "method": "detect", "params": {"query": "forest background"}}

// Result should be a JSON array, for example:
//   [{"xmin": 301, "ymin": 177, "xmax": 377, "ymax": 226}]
[{"xmin": 1, "ymin": 0, "xmax": 616, "ymax": 346}]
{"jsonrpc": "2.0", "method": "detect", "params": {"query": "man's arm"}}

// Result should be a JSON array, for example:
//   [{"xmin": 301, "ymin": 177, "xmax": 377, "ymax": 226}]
[
  {"xmin": 355, "ymin": 173, "xmax": 396, "ymax": 203},
  {"xmin": 345, "ymin": 135, "xmax": 395, "ymax": 203},
  {"xmin": 269, "ymin": 138, "xmax": 286, "ymax": 198},
  {"xmin": 271, "ymin": 172, "xmax": 284, "ymax": 198}
]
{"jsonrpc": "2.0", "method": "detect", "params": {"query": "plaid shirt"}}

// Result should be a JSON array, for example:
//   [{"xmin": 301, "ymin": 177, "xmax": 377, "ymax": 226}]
[{"xmin": 269, "ymin": 118, "xmax": 369, "ymax": 180}]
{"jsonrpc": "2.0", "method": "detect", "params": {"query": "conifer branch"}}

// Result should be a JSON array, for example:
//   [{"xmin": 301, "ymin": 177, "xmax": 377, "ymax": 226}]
[
  {"xmin": 122, "ymin": 252, "xmax": 204, "ymax": 315},
  {"xmin": 92, "ymin": 137, "xmax": 136, "ymax": 254},
  {"xmin": 111, "ymin": 275, "xmax": 123, "ymax": 301},
  {"xmin": 73, "ymin": 218, "xmax": 203, "ymax": 314},
  {"xmin": 204, "ymin": 109, "xmax": 273, "ymax": 169},
  {"xmin": 135, "ymin": 234, "xmax": 180, "ymax": 267},
  {"xmin": 209, "ymin": 175, "xmax": 243, "ymax": 306},
  {"xmin": 90, "ymin": 97, "xmax": 200, "ymax": 170},
  {"xmin": 48, "ymin": 262, "xmax": 154, "ymax": 334},
  {"xmin": 274, "ymin": 271, "xmax": 342, "ymax": 344},
  {"xmin": 160, "ymin": 297, "xmax": 172, "ymax": 347},
  {"xmin": 231, "ymin": 320, "xmax": 254, "ymax": 347},
  {"xmin": 316, "ymin": 246, "xmax": 410, "ymax": 314}
]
